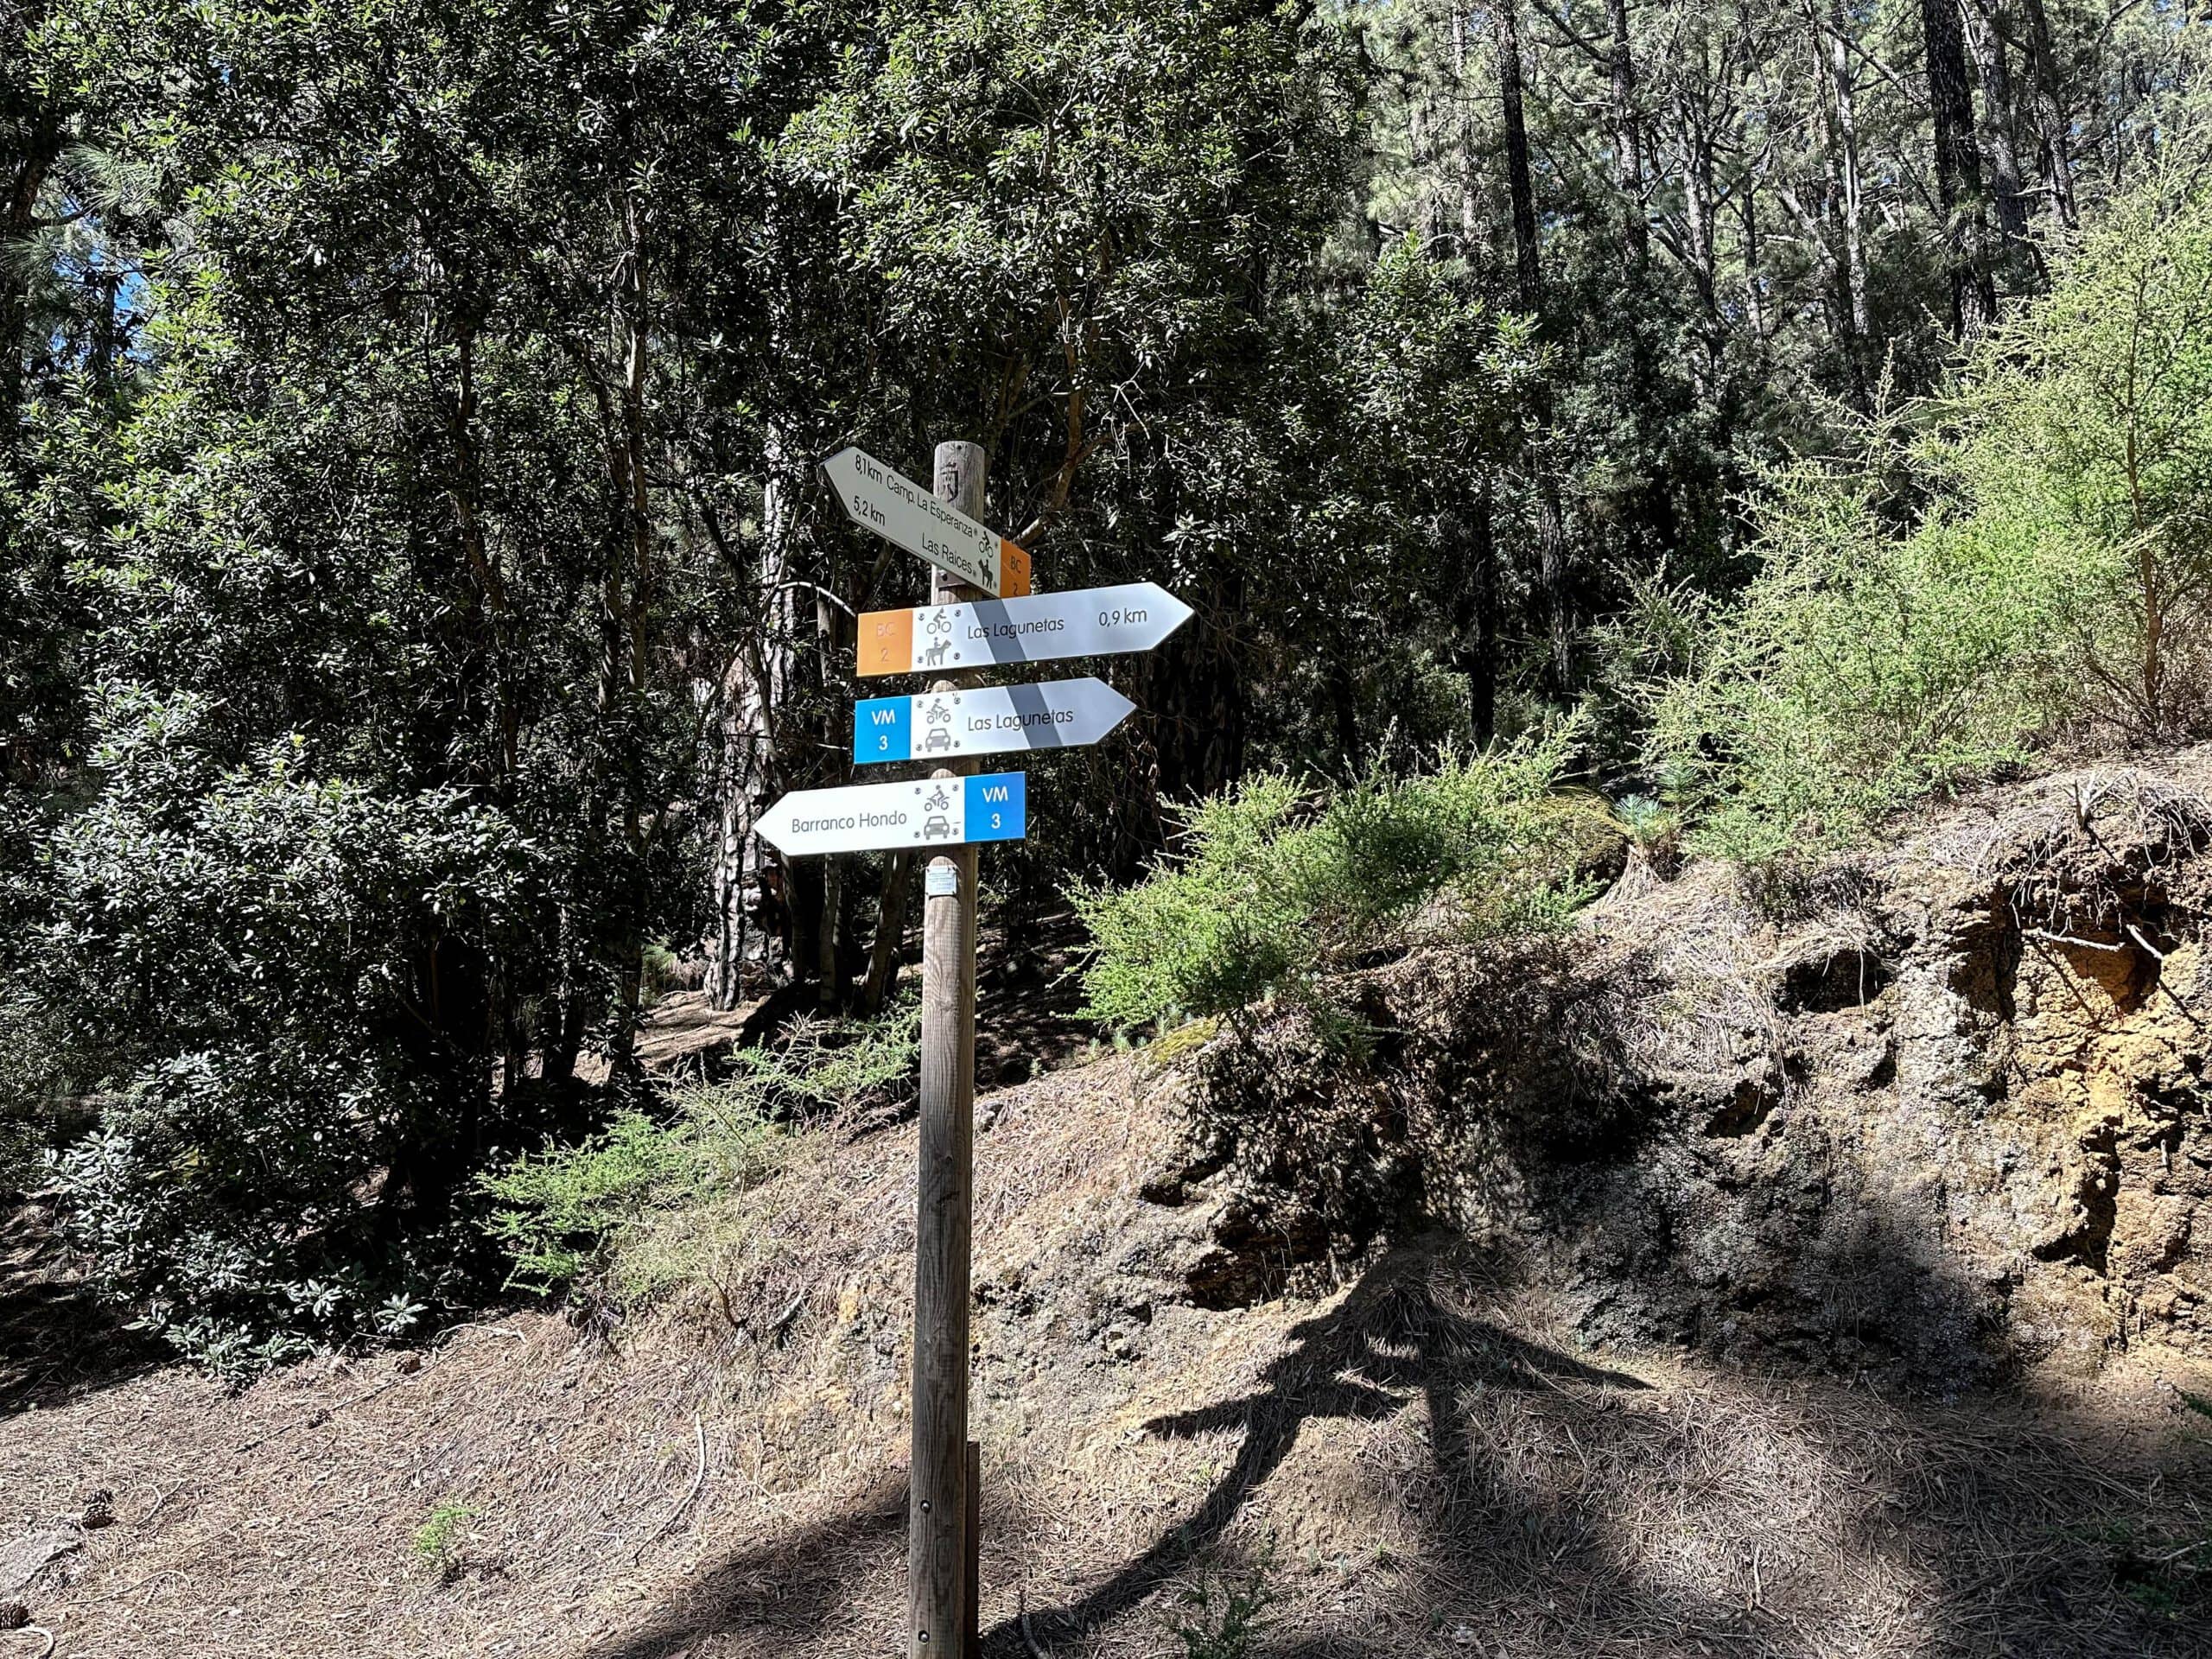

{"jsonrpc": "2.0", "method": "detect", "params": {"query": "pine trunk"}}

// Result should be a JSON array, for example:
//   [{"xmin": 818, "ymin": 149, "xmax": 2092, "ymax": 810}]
[{"xmin": 1920, "ymin": 0, "xmax": 1996, "ymax": 336}]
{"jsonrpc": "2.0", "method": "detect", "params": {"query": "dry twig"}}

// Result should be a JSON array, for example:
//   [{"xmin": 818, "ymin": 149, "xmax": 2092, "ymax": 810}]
[{"xmin": 632, "ymin": 1414, "xmax": 709, "ymax": 1562}]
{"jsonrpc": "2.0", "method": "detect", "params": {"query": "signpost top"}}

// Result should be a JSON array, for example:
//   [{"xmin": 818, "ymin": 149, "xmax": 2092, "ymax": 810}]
[{"xmin": 823, "ymin": 446, "xmax": 1032, "ymax": 599}]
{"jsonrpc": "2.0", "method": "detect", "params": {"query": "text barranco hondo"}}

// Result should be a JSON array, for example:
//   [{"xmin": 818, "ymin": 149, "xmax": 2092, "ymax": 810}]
[
  {"xmin": 853, "ymin": 677, "xmax": 1135, "ymax": 764},
  {"xmin": 755, "ymin": 772, "xmax": 1027, "ymax": 857},
  {"xmin": 855, "ymin": 583, "xmax": 1192, "ymax": 677},
  {"xmin": 822, "ymin": 446, "xmax": 1032, "ymax": 599}
]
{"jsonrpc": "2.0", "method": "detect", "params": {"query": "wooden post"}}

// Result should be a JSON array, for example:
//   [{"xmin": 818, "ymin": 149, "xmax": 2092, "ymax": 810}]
[
  {"xmin": 964, "ymin": 1438, "xmax": 982, "ymax": 1655},
  {"xmin": 909, "ymin": 441, "xmax": 987, "ymax": 1658}
]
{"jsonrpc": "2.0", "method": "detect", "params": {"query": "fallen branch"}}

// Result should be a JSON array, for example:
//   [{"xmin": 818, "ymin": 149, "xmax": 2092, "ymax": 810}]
[
  {"xmin": 78, "ymin": 1566, "xmax": 189, "ymax": 1608},
  {"xmin": 632, "ymin": 1414, "xmax": 709, "ymax": 1562},
  {"xmin": 2021, "ymin": 926, "xmax": 2131, "ymax": 953},
  {"xmin": 133, "ymin": 1484, "xmax": 181, "ymax": 1529},
  {"xmin": 767, "ymin": 1287, "xmax": 808, "ymax": 1346},
  {"xmin": 2126, "ymin": 924, "xmax": 2169, "ymax": 962},
  {"xmin": 433, "ymin": 1321, "xmax": 528, "ymax": 1350}
]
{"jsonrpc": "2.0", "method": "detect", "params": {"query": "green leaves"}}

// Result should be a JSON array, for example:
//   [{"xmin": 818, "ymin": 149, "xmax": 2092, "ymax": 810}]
[
  {"xmin": 1657, "ymin": 175, "xmax": 2212, "ymax": 856},
  {"xmin": 1071, "ymin": 731, "xmax": 1585, "ymax": 1030},
  {"xmin": 779, "ymin": 0, "xmax": 1359, "ymax": 447}
]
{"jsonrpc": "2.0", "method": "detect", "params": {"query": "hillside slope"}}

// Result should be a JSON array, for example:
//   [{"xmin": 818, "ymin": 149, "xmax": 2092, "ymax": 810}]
[{"xmin": 6, "ymin": 760, "xmax": 2212, "ymax": 1658}]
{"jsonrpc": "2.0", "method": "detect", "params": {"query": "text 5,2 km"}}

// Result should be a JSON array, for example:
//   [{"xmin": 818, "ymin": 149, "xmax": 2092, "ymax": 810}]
[{"xmin": 855, "ymin": 582, "xmax": 1194, "ymax": 677}]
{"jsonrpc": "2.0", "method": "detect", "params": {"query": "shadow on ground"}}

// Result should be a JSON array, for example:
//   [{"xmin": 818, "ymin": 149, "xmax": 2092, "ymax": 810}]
[
  {"xmin": 0, "ymin": 1198, "xmax": 165, "ymax": 1417},
  {"xmin": 572, "ymin": 1237, "xmax": 2212, "ymax": 1659},
  {"xmin": 583, "ymin": 1474, "xmax": 906, "ymax": 1659}
]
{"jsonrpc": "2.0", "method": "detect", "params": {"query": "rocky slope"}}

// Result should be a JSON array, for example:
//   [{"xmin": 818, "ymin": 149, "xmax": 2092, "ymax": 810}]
[{"xmin": 1164, "ymin": 753, "xmax": 2212, "ymax": 1397}]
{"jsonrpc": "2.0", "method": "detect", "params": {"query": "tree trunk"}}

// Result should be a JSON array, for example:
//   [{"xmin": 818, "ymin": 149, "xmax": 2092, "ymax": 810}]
[
  {"xmin": 1325, "ymin": 639, "xmax": 1362, "ymax": 772},
  {"xmin": 1408, "ymin": 97, "xmax": 1445, "ymax": 249},
  {"xmin": 1822, "ymin": 0, "xmax": 1872, "ymax": 344},
  {"xmin": 1496, "ymin": 0, "xmax": 1541, "ymax": 314},
  {"xmin": 1447, "ymin": 493, "xmax": 1500, "ymax": 747},
  {"xmin": 1605, "ymin": 0, "xmax": 1647, "ymax": 260},
  {"xmin": 706, "ymin": 434, "xmax": 799, "ymax": 1010},
  {"xmin": 2018, "ymin": 0, "xmax": 2077, "ymax": 227},
  {"xmin": 861, "ymin": 852, "xmax": 914, "ymax": 1013},
  {"xmin": 1451, "ymin": 10, "xmax": 1480, "ymax": 252},
  {"xmin": 1675, "ymin": 97, "xmax": 1719, "ymax": 324},
  {"xmin": 1920, "ymin": 0, "xmax": 1996, "ymax": 336},
  {"xmin": 817, "ymin": 855, "xmax": 843, "ymax": 1014},
  {"xmin": 604, "ymin": 188, "xmax": 657, "ymax": 1078},
  {"xmin": 1961, "ymin": 0, "xmax": 2040, "ymax": 285},
  {"xmin": 1741, "ymin": 187, "xmax": 1766, "ymax": 340},
  {"xmin": 1492, "ymin": 0, "xmax": 1569, "ymax": 690},
  {"xmin": 1, "ymin": 134, "xmax": 55, "ymax": 470}
]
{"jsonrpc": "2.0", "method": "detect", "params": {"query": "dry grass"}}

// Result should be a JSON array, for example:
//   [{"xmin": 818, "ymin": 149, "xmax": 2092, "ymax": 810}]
[{"xmin": 1, "ymin": 1040, "xmax": 2207, "ymax": 1659}]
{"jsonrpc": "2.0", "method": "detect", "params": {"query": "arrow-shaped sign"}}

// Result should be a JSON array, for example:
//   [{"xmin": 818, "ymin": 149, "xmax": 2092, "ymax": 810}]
[
  {"xmin": 823, "ymin": 447, "xmax": 1032, "ymax": 599},
  {"xmin": 853, "ymin": 677, "xmax": 1135, "ymax": 765},
  {"xmin": 757, "ymin": 772, "xmax": 1027, "ymax": 857},
  {"xmin": 856, "ymin": 582, "xmax": 1192, "ymax": 677}
]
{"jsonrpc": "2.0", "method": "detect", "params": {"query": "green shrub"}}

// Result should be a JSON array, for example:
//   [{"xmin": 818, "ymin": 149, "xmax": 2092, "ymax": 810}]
[
  {"xmin": 1955, "ymin": 169, "xmax": 2212, "ymax": 741},
  {"xmin": 1167, "ymin": 1560, "xmax": 1275, "ymax": 1659},
  {"xmin": 1653, "ymin": 462, "xmax": 2063, "ymax": 859},
  {"xmin": 478, "ymin": 1000, "xmax": 918, "ymax": 1303},
  {"xmin": 478, "ymin": 1112, "xmax": 706, "ymax": 1293},
  {"xmin": 411, "ymin": 1501, "xmax": 474, "ymax": 1581},
  {"xmin": 35, "ymin": 717, "xmax": 534, "ymax": 1376},
  {"xmin": 1072, "ymin": 734, "xmax": 1586, "ymax": 1032},
  {"xmin": 1657, "ymin": 171, "xmax": 2212, "ymax": 858}
]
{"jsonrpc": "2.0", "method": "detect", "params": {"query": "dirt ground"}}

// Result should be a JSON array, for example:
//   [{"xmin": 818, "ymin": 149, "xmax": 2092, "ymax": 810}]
[{"xmin": 3, "ymin": 1046, "xmax": 2210, "ymax": 1659}]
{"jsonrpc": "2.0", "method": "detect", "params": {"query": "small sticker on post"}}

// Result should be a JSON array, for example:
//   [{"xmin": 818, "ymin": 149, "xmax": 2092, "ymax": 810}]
[{"xmin": 925, "ymin": 862, "xmax": 959, "ymax": 897}]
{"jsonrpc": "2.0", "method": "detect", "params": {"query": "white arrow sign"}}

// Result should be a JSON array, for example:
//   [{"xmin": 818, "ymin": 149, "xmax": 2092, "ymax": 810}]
[
  {"xmin": 856, "ymin": 582, "xmax": 1192, "ymax": 677},
  {"xmin": 757, "ymin": 772, "xmax": 1027, "ymax": 857},
  {"xmin": 822, "ymin": 446, "xmax": 1031, "ymax": 598},
  {"xmin": 853, "ymin": 677, "xmax": 1135, "ymax": 765}
]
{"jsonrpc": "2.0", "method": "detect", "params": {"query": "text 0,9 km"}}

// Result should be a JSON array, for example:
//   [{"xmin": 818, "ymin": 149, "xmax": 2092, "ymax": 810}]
[{"xmin": 854, "ymin": 582, "xmax": 1194, "ymax": 677}]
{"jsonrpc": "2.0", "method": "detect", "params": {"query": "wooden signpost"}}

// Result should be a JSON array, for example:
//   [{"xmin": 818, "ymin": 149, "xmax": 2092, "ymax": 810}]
[{"xmin": 753, "ymin": 441, "xmax": 1188, "ymax": 1657}]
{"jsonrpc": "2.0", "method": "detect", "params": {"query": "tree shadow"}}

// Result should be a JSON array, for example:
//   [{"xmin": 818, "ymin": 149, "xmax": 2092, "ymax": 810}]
[
  {"xmin": 985, "ymin": 1234, "xmax": 2212, "ymax": 1659},
  {"xmin": 986, "ymin": 1239, "xmax": 1668, "ymax": 1656},
  {"xmin": 580, "ymin": 1471, "xmax": 905, "ymax": 1659},
  {"xmin": 0, "ymin": 1198, "xmax": 166, "ymax": 1417},
  {"xmin": 565, "ymin": 1227, "xmax": 2211, "ymax": 1659}
]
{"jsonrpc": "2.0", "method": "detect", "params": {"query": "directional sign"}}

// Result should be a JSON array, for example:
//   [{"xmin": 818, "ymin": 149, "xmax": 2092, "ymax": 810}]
[
  {"xmin": 853, "ymin": 677, "xmax": 1135, "ymax": 765},
  {"xmin": 856, "ymin": 582, "xmax": 1192, "ymax": 677},
  {"xmin": 757, "ymin": 772, "xmax": 1027, "ymax": 857},
  {"xmin": 823, "ymin": 447, "xmax": 1032, "ymax": 599}
]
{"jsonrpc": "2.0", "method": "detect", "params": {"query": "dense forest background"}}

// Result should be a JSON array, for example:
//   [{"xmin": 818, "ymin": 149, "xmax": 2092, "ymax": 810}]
[{"xmin": 3, "ymin": 0, "xmax": 2208, "ymax": 1366}]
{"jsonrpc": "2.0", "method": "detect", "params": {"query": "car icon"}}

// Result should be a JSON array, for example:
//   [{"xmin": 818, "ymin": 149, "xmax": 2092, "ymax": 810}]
[
  {"xmin": 921, "ymin": 727, "xmax": 955, "ymax": 753},
  {"xmin": 921, "ymin": 815, "xmax": 954, "ymax": 839}
]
